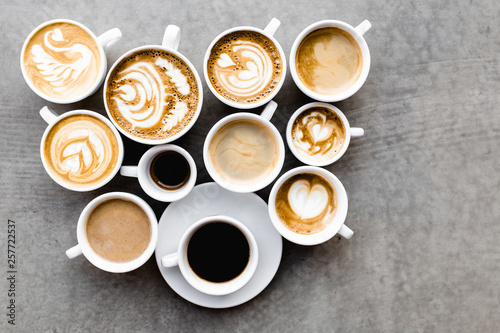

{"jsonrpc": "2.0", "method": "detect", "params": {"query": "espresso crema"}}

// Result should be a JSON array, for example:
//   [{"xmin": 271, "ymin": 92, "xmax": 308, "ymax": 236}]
[
  {"xmin": 207, "ymin": 30, "xmax": 283, "ymax": 104},
  {"xmin": 23, "ymin": 22, "xmax": 101, "ymax": 101},
  {"xmin": 291, "ymin": 107, "xmax": 346, "ymax": 163},
  {"xmin": 106, "ymin": 49, "xmax": 200, "ymax": 141},
  {"xmin": 43, "ymin": 114, "xmax": 119, "ymax": 189},
  {"xmin": 275, "ymin": 173, "xmax": 337, "ymax": 234}
]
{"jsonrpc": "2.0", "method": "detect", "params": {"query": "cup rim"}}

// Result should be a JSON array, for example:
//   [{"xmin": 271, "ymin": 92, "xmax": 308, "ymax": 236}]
[
  {"xmin": 289, "ymin": 19, "xmax": 371, "ymax": 102},
  {"xmin": 268, "ymin": 166, "xmax": 348, "ymax": 246},
  {"xmin": 203, "ymin": 112, "xmax": 285, "ymax": 193},
  {"xmin": 176, "ymin": 215, "xmax": 259, "ymax": 296},
  {"xmin": 20, "ymin": 18, "xmax": 108, "ymax": 104},
  {"xmin": 76, "ymin": 192, "xmax": 159, "ymax": 273},
  {"xmin": 103, "ymin": 44, "xmax": 204, "ymax": 145},
  {"xmin": 286, "ymin": 102, "xmax": 352, "ymax": 166},
  {"xmin": 203, "ymin": 25, "xmax": 287, "ymax": 109},
  {"xmin": 39, "ymin": 109, "xmax": 124, "ymax": 192},
  {"xmin": 136, "ymin": 144, "xmax": 197, "ymax": 202}
]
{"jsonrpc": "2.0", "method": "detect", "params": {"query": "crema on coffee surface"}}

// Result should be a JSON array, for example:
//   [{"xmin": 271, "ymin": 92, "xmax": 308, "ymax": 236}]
[{"xmin": 23, "ymin": 22, "xmax": 101, "ymax": 101}]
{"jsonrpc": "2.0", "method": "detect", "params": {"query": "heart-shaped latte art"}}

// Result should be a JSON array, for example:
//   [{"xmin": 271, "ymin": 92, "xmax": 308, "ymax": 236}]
[
  {"xmin": 50, "ymin": 28, "xmax": 64, "ymax": 42},
  {"xmin": 287, "ymin": 179, "xmax": 329, "ymax": 219},
  {"xmin": 217, "ymin": 53, "xmax": 236, "ymax": 68}
]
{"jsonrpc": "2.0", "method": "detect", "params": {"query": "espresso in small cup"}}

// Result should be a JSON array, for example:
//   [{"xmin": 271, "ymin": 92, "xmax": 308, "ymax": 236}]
[{"xmin": 150, "ymin": 151, "xmax": 190, "ymax": 191}]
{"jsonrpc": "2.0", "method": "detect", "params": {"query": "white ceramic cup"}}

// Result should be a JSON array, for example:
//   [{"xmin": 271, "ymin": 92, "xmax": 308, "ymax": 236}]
[
  {"xmin": 20, "ymin": 19, "xmax": 122, "ymax": 104},
  {"xmin": 268, "ymin": 166, "xmax": 353, "ymax": 246},
  {"xmin": 120, "ymin": 144, "xmax": 197, "ymax": 202},
  {"xmin": 203, "ymin": 18, "xmax": 287, "ymax": 109},
  {"xmin": 203, "ymin": 100, "xmax": 285, "ymax": 193},
  {"xmin": 287, "ymin": 102, "xmax": 364, "ymax": 166},
  {"xmin": 39, "ymin": 106, "xmax": 124, "ymax": 192},
  {"xmin": 103, "ymin": 25, "xmax": 203, "ymax": 145},
  {"xmin": 66, "ymin": 192, "xmax": 158, "ymax": 273},
  {"xmin": 161, "ymin": 215, "xmax": 259, "ymax": 296},
  {"xmin": 290, "ymin": 19, "xmax": 372, "ymax": 102}
]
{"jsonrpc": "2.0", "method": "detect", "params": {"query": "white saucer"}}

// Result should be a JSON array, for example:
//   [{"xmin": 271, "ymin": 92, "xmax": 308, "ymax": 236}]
[{"xmin": 155, "ymin": 182, "xmax": 283, "ymax": 308}]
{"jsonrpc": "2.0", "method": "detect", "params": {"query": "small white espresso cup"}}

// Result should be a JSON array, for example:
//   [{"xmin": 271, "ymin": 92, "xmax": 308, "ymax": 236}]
[
  {"xmin": 287, "ymin": 102, "xmax": 364, "ymax": 166},
  {"xmin": 21, "ymin": 19, "xmax": 122, "ymax": 104},
  {"xmin": 290, "ymin": 19, "xmax": 371, "ymax": 102},
  {"xmin": 203, "ymin": 100, "xmax": 285, "ymax": 193},
  {"xmin": 203, "ymin": 18, "xmax": 287, "ymax": 109},
  {"xmin": 161, "ymin": 215, "xmax": 259, "ymax": 296},
  {"xmin": 268, "ymin": 166, "xmax": 353, "ymax": 246},
  {"xmin": 66, "ymin": 192, "xmax": 158, "ymax": 273},
  {"xmin": 39, "ymin": 106, "xmax": 124, "ymax": 192},
  {"xmin": 120, "ymin": 144, "xmax": 197, "ymax": 202}
]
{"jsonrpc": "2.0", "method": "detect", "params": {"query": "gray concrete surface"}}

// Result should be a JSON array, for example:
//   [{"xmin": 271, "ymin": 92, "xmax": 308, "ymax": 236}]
[{"xmin": 1, "ymin": 0, "xmax": 499, "ymax": 332}]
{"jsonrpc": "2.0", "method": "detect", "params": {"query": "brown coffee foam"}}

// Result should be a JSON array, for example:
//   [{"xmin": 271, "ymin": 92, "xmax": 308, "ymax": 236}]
[
  {"xmin": 296, "ymin": 27, "xmax": 362, "ymax": 95},
  {"xmin": 23, "ymin": 22, "xmax": 101, "ymax": 100},
  {"xmin": 206, "ymin": 30, "xmax": 283, "ymax": 104},
  {"xmin": 106, "ymin": 49, "xmax": 199, "ymax": 141},
  {"xmin": 275, "ymin": 173, "xmax": 337, "ymax": 234},
  {"xmin": 43, "ymin": 114, "xmax": 119, "ymax": 188},
  {"xmin": 85, "ymin": 199, "xmax": 151, "ymax": 262}
]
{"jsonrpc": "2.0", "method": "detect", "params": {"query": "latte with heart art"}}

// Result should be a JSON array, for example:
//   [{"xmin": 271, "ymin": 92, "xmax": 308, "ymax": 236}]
[
  {"xmin": 206, "ymin": 30, "xmax": 283, "ymax": 105},
  {"xmin": 275, "ymin": 172, "xmax": 337, "ymax": 234}
]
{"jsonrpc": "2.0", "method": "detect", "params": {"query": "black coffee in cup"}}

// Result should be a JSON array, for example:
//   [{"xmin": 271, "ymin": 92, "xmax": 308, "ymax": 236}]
[
  {"xmin": 150, "ymin": 151, "xmax": 190, "ymax": 190},
  {"xmin": 187, "ymin": 222, "xmax": 250, "ymax": 283}
]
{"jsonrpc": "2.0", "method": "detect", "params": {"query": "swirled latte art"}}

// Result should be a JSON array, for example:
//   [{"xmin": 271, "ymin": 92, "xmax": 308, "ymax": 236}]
[
  {"xmin": 275, "ymin": 173, "xmax": 337, "ymax": 234},
  {"xmin": 23, "ymin": 22, "xmax": 101, "ymax": 101},
  {"xmin": 207, "ymin": 31, "xmax": 283, "ymax": 104},
  {"xmin": 43, "ymin": 114, "xmax": 119, "ymax": 189},
  {"xmin": 106, "ymin": 50, "xmax": 200, "ymax": 141},
  {"xmin": 291, "ymin": 107, "xmax": 346, "ymax": 163}
]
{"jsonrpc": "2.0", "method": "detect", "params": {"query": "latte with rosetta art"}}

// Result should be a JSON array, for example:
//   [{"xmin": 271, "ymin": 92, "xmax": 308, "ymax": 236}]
[
  {"xmin": 207, "ymin": 30, "xmax": 283, "ymax": 104},
  {"xmin": 291, "ymin": 107, "xmax": 346, "ymax": 163},
  {"xmin": 106, "ymin": 49, "xmax": 200, "ymax": 141},
  {"xmin": 23, "ymin": 22, "xmax": 101, "ymax": 101},
  {"xmin": 43, "ymin": 114, "xmax": 120, "ymax": 189},
  {"xmin": 275, "ymin": 173, "xmax": 337, "ymax": 234}
]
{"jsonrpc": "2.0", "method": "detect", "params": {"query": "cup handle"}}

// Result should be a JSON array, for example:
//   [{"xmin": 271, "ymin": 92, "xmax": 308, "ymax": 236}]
[
  {"xmin": 97, "ymin": 28, "xmax": 122, "ymax": 50},
  {"xmin": 260, "ymin": 100, "xmax": 278, "ymax": 121},
  {"xmin": 39, "ymin": 106, "xmax": 58, "ymax": 125},
  {"xmin": 264, "ymin": 18, "xmax": 281, "ymax": 36},
  {"xmin": 120, "ymin": 166, "xmax": 139, "ymax": 178},
  {"xmin": 161, "ymin": 253, "xmax": 179, "ymax": 267},
  {"xmin": 162, "ymin": 25, "xmax": 181, "ymax": 51},
  {"xmin": 355, "ymin": 20, "xmax": 371, "ymax": 36},
  {"xmin": 66, "ymin": 244, "xmax": 83, "ymax": 259},
  {"xmin": 350, "ymin": 127, "xmax": 365, "ymax": 138},
  {"xmin": 338, "ymin": 224, "xmax": 354, "ymax": 239}
]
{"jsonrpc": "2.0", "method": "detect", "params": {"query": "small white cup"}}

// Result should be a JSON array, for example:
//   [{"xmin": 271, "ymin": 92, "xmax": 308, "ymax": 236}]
[
  {"xmin": 203, "ymin": 100, "xmax": 285, "ymax": 193},
  {"xmin": 120, "ymin": 144, "xmax": 197, "ymax": 202},
  {"xmin": 161, "ymin": 215, "xmax": 259, "ymax": 296},
  {"xmin": 21, "ymin": 19, "xmax": 122, "ymax": 104},
  {"xmin": 290, "ymin": 19, "xmax": 372, "ymax": 102},
  {"xmin": 287, "ymin": 102, "xmax": 364, "ymax": 166},
  {"xmin": 203, "ymin": 18, "xmax": 287, "ymax": 109},
  {"xmin": 66, "ymin": 192, "xmax": 158, "ymax": 273},
  {"xmin": 103, "ymin": 25, "xmax": 203, "ymax": 145},
  {"xmin": 268, "ymin": 166, "xmax": 353, "ymax": 246},
  {"xmin": 39, "ymin": 106, "xmax": 124, "ymax": 192}
]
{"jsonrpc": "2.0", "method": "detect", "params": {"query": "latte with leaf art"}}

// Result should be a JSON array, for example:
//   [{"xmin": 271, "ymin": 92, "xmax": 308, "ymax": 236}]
[{"xmin": 106, "ymin": 49, "xmax": 200, "ymax": 141}]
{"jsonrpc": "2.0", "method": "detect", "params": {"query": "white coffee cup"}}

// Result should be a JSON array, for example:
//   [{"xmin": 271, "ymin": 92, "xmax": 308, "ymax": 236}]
[
  {"xmin": 268, "ymin": 166, "xmax": 353, "ymax": 246},
  {"xmin": 39, "ymin": 106, "xmax": 124, "ymax": 192},
  {"xmin": 287, "ymin": 102, "xmax": 364, "ymax": 166},
  {"xmin": 203, "ymin": 100, "xmax": 285, "ymax": 193},
  {"xmin": 290, "ymin": 19, "xmax": 372, "ymax": 102},
  {"xmin": 203, "ymin": 18, "xmax": 287, "ymax": 109},
  {"xmin": 103, "ymin": 25, "xmax": 203, "ymax": 145},
  {"xmin": 66, "ymin": 192, "xmax": 158, "ymax": 273},
  {"xmin": 21, "ymin": 19, "xmax": 122, "ymax": 104},
  {"xmin": 120, "ymin": 144, "xmax": 197, "ymax": 202},
  {"xmin": 161, "ymin": 215, "xmax": 259, "ymax": 296}
]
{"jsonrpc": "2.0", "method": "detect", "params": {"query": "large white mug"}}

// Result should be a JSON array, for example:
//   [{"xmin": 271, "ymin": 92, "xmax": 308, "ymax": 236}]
[{"xmin": 21, "ymin": 19, "xmax": 122, "ymax": 104}]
